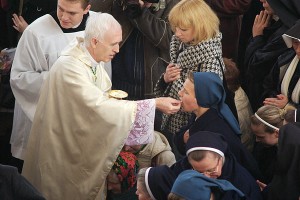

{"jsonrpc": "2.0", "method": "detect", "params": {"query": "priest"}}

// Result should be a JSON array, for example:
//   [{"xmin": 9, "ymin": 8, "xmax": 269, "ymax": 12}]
[{"xmin": 22, "ymin": 13, "xmax": 181, "ymax": 199}]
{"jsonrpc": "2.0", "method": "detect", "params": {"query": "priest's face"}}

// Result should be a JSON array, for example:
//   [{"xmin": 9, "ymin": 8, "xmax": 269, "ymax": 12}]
[
  {"xmin": 178, "ymin": 79, "xmax": 198, "ymax": 113},
  {"xmin": 91, "ymin": 28, "xmax": 122, "ymax": 63},
  {"xmin": 57, "ymin": 0, "xmax": 90, "ymax": 29}
]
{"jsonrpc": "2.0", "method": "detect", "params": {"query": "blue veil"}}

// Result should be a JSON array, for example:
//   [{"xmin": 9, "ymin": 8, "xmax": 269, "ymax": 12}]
[{"xmin": 193, "ymin": 72, "xmax": 241, "ymax": 135}]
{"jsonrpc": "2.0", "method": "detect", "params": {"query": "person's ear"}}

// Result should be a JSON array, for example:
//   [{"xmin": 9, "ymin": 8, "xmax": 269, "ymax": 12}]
[
  {"xmin": 84, "ymin": 4, "xmax": 91, "ymax": 14},
  {"xmin": 90, "ymin": 38, "xmax": 98, "ymax": 48},
  {"xmin": 275, "ymin": 130, "xmax": 279, "ymax": 138}
]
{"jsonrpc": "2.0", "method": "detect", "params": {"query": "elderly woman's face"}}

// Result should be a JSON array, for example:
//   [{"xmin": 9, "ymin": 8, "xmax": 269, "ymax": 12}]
[
  {"xmin": 136, "ymin": 181, "xmax": 152, "ymax": 200},
  {"xmin": 107, "ymin": 171, "xmax": 121, "ymax": 194},
  {"xmin": 174, "ymin": 26, "xmax": 195, "ymax": 44}
]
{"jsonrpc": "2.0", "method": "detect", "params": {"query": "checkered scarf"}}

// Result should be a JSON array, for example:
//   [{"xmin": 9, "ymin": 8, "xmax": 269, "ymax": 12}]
[{"xmin": 160, "ymin": 33, "xmax": 224, "ymax": 133}]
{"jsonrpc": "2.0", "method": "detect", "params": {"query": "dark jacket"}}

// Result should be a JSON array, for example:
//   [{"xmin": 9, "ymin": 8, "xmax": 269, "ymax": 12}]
[
  {"xmin": 267, "ymin": 0, "xmax": 300, "ymax": 28},
  {"xmin": 244, "ymin": 20, "xmax": 289, "ymax": 111},
  {"xmin": 0, "ymin": 164, "xmax": 45, "ymax": 200},
  {"xmin": 262, "ymin": 49, "xmax": 300, "ymax": 109},
  {"xmin": 206, "ymin": 0, "xmax": 251, "ymax": 59},
  {"xmin": 174, "ymin": 108, "xmax": 262, "ymax": 180},
  {"xmin": 267, "ymin": 122, "xmax": 300, "ymax": 200}
]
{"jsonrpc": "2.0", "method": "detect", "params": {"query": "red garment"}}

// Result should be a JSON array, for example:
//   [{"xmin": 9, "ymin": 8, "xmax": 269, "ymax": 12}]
[{"xmin": 0, "ymin": 0, "xmax": 8, "ymax": 10}]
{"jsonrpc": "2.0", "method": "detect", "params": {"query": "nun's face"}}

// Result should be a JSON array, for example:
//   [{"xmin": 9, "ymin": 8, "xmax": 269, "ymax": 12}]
[
  {"xmin": 178, "ymin": 79, "xmax": 198, "ymax": 113},
  {"xmin": 189, "ymin": 152, "xmax": 223, "ymax": 179},
  {"xmin": 292, "ymin": 39, "xmax": 300, "ymax": 58}
]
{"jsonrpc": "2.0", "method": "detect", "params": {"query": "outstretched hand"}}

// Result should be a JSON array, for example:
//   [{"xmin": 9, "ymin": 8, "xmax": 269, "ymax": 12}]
[
  {"xmin": 155, "ymin": 97, "xmax": 181, "ymax": 115},
  {"xmin": 12, "ymin": 13, "xmax": 28, "ymax": 33}
]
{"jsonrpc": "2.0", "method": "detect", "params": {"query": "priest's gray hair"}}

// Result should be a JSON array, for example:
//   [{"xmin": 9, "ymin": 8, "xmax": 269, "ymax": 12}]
[{"xmin": 84, "ymin": 13, "xmax": 121, "ymax": 47}]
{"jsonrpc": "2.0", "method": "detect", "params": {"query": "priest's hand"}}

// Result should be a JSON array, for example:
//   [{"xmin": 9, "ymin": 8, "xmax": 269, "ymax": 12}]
[{"xmin": 155, "ymin": 97, "xmax": 181, "ymax": 115}]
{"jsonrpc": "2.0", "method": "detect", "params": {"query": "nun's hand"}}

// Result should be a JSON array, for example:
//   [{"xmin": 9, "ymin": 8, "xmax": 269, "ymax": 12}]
[
  {"xmin": 183, "ymin": 130, "xmax": 189, "ymax": 144},
  {"xmin": 256, "ymin": 180, "xmax": 267, "ymax": 191},
  {"xmin": 252, "ymin": 10, "xmax": 271, "ymax": 37}
]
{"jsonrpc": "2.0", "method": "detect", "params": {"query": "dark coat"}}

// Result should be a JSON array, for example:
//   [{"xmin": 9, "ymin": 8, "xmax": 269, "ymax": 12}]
[
  {"xmin": 262, "ymin": 49, "xmax": 300, "ymax": 109},
  {"xmin": 22, "ymin": 0, "xmax": 57, "ymax": 24},
  {"xmin": 205, "ymin": 0, "xmax": 252, "ymax": 59},
  {"xmin": 267, "ymin": 0, "xmax": 300, "ymax": 28},
  {"xmin": 267, "ymin": 122, "xmax": 300, "ymax": 200},
  {"xmin": 174, "ymin": 108, "xmax": 262, "ymax": 180},
  {"xmin": 220, "ymin": 152, "xmax": 263, "ymax": 200},
  {"xmin": 0, "ymin": 164, "xmax": 45, "ymax": 200},
  {"xmin": 243, "ymin": 20, "xmax": 289, "ymax": 111}
]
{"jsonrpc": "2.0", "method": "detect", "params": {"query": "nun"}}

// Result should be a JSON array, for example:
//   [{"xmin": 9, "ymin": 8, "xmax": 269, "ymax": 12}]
[
  {"xmin": 136, "ymin": 165, "xmax": 176, "ymax": 200},
  {"xmin": 168, "ymin": 170, "xmax": 245, "ymax": 200},
  {"xmin": 185, "ymin": 131, "xmax": 262, "ymax": 200},
  {"xmin": 263, "ymin": 122, "xmax": 300, "ymax": 200},
  {"xmin": 263, "ymin": 21, "xmax": 300, "ymax": 110}
]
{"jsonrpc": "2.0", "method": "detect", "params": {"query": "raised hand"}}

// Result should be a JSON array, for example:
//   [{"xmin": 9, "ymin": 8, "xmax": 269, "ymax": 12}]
[
  {"xmin": 252, "ymin": 10, "xmax": 271, "ymax": 37},
  {"xmin": 163, "ymin": 63, "xmax": 181, "ymax": 83},
  {"xmin": 12, "ymin": 13, "xmax": 28, "ymax": 33}
]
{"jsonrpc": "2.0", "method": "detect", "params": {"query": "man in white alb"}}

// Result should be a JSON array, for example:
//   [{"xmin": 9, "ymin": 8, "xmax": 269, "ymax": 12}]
[{"xmin": 9, "ymin": 0, "xmax": 111, "ymax": 169}]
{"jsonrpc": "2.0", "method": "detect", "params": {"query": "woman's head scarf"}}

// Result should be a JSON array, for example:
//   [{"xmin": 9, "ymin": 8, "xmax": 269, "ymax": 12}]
[{"xmin": 171, "ymin": 169, "xmax": 245, "ymax": 199}]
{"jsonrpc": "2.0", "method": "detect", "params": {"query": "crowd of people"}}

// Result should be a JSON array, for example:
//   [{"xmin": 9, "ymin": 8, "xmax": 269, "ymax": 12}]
[{"xmin": 0, "ymin": 0, "xmax": 299, "ymax": 199}]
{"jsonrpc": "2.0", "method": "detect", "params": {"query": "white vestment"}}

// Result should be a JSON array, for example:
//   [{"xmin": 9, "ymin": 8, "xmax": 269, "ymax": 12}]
[
  {"xmin": 9, "ymin": 12, "xmax": 112, "ymax": 159},
  {"xmin": 22, "ymin": 38, "xmax": 155, "ymax": 199}
]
